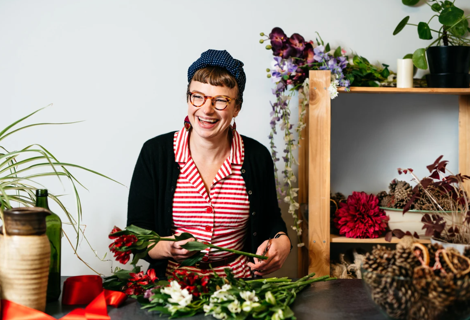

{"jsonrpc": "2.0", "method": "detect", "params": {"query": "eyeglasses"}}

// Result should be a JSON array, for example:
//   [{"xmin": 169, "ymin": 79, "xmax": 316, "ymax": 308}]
[{"xmin": 187, "ymin": 91, "xmax": 235, "ymax": 111}]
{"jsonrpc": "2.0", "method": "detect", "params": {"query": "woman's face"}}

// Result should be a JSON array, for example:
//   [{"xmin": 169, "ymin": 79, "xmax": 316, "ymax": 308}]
[{"xmin": 187, "ymin": 80, "xmax": 240, "ymax": 142}]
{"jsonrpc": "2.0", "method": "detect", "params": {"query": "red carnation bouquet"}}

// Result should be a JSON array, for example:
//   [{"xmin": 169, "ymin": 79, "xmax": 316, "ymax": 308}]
[
  {"xmin": 333, "ymin": 191, "xmax": 389, "ymax": 238},
  {"xmin": 108, "ymin": 225, "xmax": 268, "ymax": 266}
]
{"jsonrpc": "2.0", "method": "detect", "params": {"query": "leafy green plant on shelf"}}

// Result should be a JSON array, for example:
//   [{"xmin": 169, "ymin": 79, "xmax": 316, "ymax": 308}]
[{"xmin": 393, "ymin": 0, "xmax": 470, "ymax": 69}]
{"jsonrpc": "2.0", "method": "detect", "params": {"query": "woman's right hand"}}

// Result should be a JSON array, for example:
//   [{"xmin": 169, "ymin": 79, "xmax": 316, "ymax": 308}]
[{"xmin": 148, "ymin": 235, "xmax": 198, "ymax": 262}]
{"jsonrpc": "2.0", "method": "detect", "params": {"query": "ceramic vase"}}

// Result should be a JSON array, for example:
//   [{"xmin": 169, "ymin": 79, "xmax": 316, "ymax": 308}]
[{"xmin": 0, "ymin": 207, "xmax": 51, "ymax": 312}]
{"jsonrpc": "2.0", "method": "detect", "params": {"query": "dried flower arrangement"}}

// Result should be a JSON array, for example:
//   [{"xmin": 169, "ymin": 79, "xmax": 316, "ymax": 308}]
[
  {"xmin": 362, "ymin": 237, "xmax": 470, "ymax": 320},
  {"xmin": 379, "ymin": 156, "xmax": 470, "ymax": 244}
]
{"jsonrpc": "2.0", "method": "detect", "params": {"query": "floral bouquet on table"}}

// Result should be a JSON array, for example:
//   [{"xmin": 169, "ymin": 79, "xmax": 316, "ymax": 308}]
[{"xmin": 104, "ymin": 225, "xmax": 335, "ymax": 319}]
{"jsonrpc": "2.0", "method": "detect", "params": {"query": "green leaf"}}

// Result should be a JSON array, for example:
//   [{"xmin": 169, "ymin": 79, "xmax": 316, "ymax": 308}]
[
  {"xmin": 333, "ymin": 46, "xmax": 342, "ymax": 58},
  {"xmin": 442, "ymin": 1, "xmax": 453, "ymax": 9},
  {"xmin": 181, "ymin": 241, "xmax": 209, "ymax": 251},
  {"xmin": 418, "ymin": 22, "xmax": 433, "ymax": 40},
  {"xmin": 367, "ymin": 81, "xmax": 379, "ymax": 87},
  {"xmin": 439, "ymin": 6, "xmax": 464, "ymax": 26},
  {"xmin": 431, "ymin": 3, "xmax": 442, "ymax": 12},
  {"xmin": 131, "ymin": 250, "xmax": 150, "ymax": 265},
  {"xmin": 283, "ymin": 306, "xmax": 295, "ymax": 318},
  {"xmin": 325, "ymin": 43, "xmax": 330, "ymax": 52},
  {"xmin": 381, "ymin": 65, "xmax": 390, "ymax": 78},
  {"xmin": 450, "ymin": 18, "xmax": 468, "ymax": 37},
  {"xmin": 174, "ymin": 232, "xmax": 196, "ymax": 241},
  {"xmin": 179, "ymin": 251, "xmax": 206, "ymax": 266},
  {"xmin": 126, "ymin": 224, "xmax": 154, "ymax": 235},
  {"xmin": 393, "ymin": 16, "xmax": 410, "ymax": 35},
  {"xmin": 402, "ymin": 0, "xmax": 419, "ymax": 5},
  {"xmin": 412, "ymin": 48, "xmax": 428, "ymax": 69},
  {"xmin": 403, "ymin": 53, "xmax": 413, "ymax": 59}
]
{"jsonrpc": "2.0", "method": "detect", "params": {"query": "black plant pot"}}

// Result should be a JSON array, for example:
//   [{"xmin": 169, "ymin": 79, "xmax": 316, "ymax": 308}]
[{"xmin": 426, "ymin": 46, "xmax": 470, "ymax": 88}]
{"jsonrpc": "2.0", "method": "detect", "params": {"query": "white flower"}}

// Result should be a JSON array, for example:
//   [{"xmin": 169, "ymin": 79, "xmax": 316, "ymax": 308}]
[
  {"xmin": 213, "ymin": 312, "xmax": 228, "ymax": 320},
  {"xmin": 289, "ymin": 203, "xmax": 299, "ymax": 211},
  {"xmin": 328, "ymin": 83, "xmax": 339, "ymax": 99},
  {"xmin": 221, "ymin": 284, "xmax": 232, "ymax": 291},
  {"xmin": 242, "ymin": 301, "xmax": 261, "ymax": 312},
  {"xmin": 228, "ymin": 300, "xmax": 241, "ymax": 313},
  {"xmin": 240, "ymin": 290, "xmax": 259, "ymax": 302},
  {"xmin": 272, "ymin": 309, "xmax": 285, "ymax": 320},
  {"xmin": 265, "ymin": 292, "xmax": 277, "ymax": 305},
  {"xmin": 162, "ymin": 281, "xmax": 192, "ymax": 307},
  {"xmin": 297, "ymin": 242, "xmax": 305, "ymax": 247},
  {"xmin": 161, "ymin": 280, "xmax": 181, "ymax": 295},
  {"xmin": 203, "ymin": 304, "xmax": 212, "ymax": 313},
  {"xmin": 166, "ymin": 304, "xmax": 183, "ymax": 315}
]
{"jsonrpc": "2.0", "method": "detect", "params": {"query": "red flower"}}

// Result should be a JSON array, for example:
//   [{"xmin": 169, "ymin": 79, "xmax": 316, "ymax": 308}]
[
  {"xmin": 109, "ymin": 226, "xmax": 122, "ymax": 239},
  {"xmin": 113, "ymin": 250, "xmax": 131, "ymax": 264},
  {"xmin": 122, "ymin": 235, "xmax": 138, "ymax": 247},
  {"xmin": 146, "ymin": 269, "xmax": 157, "ymax": 282},
  {"xmin": 333, "ymin": 191, "xmax": 389, "ymax": 239}
]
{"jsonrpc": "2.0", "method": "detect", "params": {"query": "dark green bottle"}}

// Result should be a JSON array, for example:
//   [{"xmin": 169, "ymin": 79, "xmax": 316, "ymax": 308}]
[{"xmin": 35, "ymin": 189, "xmax": 62, "ymax": 302}]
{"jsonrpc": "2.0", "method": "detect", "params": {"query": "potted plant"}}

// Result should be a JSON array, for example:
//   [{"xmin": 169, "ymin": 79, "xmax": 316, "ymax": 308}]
[
  {"xmin": 381, "ymin": 155, "xmax": 470, "ymax": 252},
  {"xmin": 0, "ymin": 106, "xmax": 120, "ymax": 309},
  {"xmin": 393, "ymin": 0, "xmax": 470, "ymax": 88}
]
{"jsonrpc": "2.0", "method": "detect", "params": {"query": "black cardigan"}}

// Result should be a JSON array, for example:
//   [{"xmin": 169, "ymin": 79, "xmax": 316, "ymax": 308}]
[{"xmin": 127, "ymin": 131, "xmax": 288, "ymax": 278}]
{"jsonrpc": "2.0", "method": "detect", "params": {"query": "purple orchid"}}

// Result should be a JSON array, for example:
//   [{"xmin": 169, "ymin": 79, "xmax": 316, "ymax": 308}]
[
  {"xmin": 303, "ymin": 42, "xmax": 315, "ymax": 64},
  {"xmin": 289, "ymin": 33, "xmax": 306, "ymax": 58},
  {"xmin": 269, "ymin": 27, "xmax": 287, "ymax": 50},
  {"xmin": 277, "ymin": 43, "xmax": 294, "ymax": 59}
]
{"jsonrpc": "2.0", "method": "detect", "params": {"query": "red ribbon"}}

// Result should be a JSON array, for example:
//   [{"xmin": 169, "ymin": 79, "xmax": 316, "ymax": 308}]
[{"xmin": 1, "ymin": 275, "xmax": 127, "ymax": 320}]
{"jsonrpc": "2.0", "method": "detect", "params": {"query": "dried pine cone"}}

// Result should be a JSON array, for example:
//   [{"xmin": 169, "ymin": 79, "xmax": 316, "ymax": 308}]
[
  {"xmin": 393, "ymin": 180, "xmax": 413, "ymax": 208},
  {"xmin": 379, "ymin": 195, "xmax": 394, "ymax": 208}
]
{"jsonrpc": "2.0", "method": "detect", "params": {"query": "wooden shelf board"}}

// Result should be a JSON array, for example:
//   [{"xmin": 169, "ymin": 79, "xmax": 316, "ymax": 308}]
[
  {"xmin": 330, "ymin": 234, "xmax": 431, "ymax": 244},
  {"xmin": 337, "ymin": 87, "xmax": 470, "ymax": 95}
]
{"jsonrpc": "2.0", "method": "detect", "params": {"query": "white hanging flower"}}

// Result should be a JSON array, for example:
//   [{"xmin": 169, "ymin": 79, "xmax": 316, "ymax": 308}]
[
  {"xmin": 289, "ymin": 203, "xmax": 299, "ymax": 211},
  {"xmin": 328, "ymin": 83, "xmax": 338, "ymax": 99},
  {"xmin": 227, "ymin": 300, "xmax": 241, "ymax": 313},
  {"xmin": 297, "ymin": 242, "xmax": 305, "ymax": 247},
  {"xmin": 240, "ymin": 290, "xmax": 259, "ymax": 302}
]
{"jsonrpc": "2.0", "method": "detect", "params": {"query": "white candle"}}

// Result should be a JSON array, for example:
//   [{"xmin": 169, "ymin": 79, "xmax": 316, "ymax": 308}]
[{"xmin": 397, "ymin": 59, "xmax": 414, "ymax": 88}]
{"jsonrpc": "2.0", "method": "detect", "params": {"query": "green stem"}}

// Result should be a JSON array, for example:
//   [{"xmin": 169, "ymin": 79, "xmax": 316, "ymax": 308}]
[
  {"xmin": 153, "ymin": 237, "xmax": 269, "ymax": 260},
  {"xmin": 207, "ymin": 243, "xmax": 268, "ymax": 260},
  {"xmin": 246, "ymin": 277, "xmax": 292, "ymax": 284},
  {"xmin": 270, "ymin": 275, "xmax": 331, "ymax": 292}
]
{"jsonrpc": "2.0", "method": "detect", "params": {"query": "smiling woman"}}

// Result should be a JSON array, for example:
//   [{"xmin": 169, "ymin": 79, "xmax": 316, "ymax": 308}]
[{"xmin": 127, "ymin": 49, "xmax": 292, "ymax": 280}]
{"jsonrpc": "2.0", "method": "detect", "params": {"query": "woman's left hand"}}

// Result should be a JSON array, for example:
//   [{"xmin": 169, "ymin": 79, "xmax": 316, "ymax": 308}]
[{"xmin": 247, "ymin": 235, "xmax": 291, "ymax": 276}]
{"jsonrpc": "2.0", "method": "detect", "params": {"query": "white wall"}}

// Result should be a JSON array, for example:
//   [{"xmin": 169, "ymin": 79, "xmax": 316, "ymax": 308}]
[{"xmin": 1, "ymin": 0, "xmax": 467, "ymax": 277}]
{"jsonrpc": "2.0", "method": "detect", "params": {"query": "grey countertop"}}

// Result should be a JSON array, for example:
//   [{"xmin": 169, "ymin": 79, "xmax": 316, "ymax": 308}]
[{"xmin": 45, "ymin": 278, "xmax": 387, "ymax": 320}]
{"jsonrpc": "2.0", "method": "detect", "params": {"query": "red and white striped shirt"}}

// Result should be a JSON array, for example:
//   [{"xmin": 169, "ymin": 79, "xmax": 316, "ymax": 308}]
[{"xmin": 166, "ymin": 127, "xmax": 252, "ymax": 278}]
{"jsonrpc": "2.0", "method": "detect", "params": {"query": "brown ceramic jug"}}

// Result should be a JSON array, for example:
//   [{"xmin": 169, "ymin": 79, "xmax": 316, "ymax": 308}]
[{"xmin": 0, "ymin": 207, "xmax": 51, "ymax": 312}]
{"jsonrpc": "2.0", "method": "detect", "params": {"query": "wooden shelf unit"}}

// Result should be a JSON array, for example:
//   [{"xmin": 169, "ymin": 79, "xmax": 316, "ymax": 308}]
[{"xmin": 299, "ymin": 70, "xmax": 470, "ymax": 277}]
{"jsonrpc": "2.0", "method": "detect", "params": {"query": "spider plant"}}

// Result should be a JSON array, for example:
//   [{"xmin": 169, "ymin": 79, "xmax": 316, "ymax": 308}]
[{"xmin": 0, "ymin": 105, "xmax": 121, "ymax": 248}]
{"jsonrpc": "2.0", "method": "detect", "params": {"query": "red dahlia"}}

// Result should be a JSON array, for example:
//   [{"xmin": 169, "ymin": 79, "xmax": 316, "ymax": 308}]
[{"xmin": 333, "ymin": 191, "xmax": 389, "ymax": 238}]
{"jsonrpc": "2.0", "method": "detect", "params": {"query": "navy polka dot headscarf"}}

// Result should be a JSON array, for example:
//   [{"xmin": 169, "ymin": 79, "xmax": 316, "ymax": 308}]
[{"xmin": 188, "ymin": 49, "xmax": 246, "ymax": 99}]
